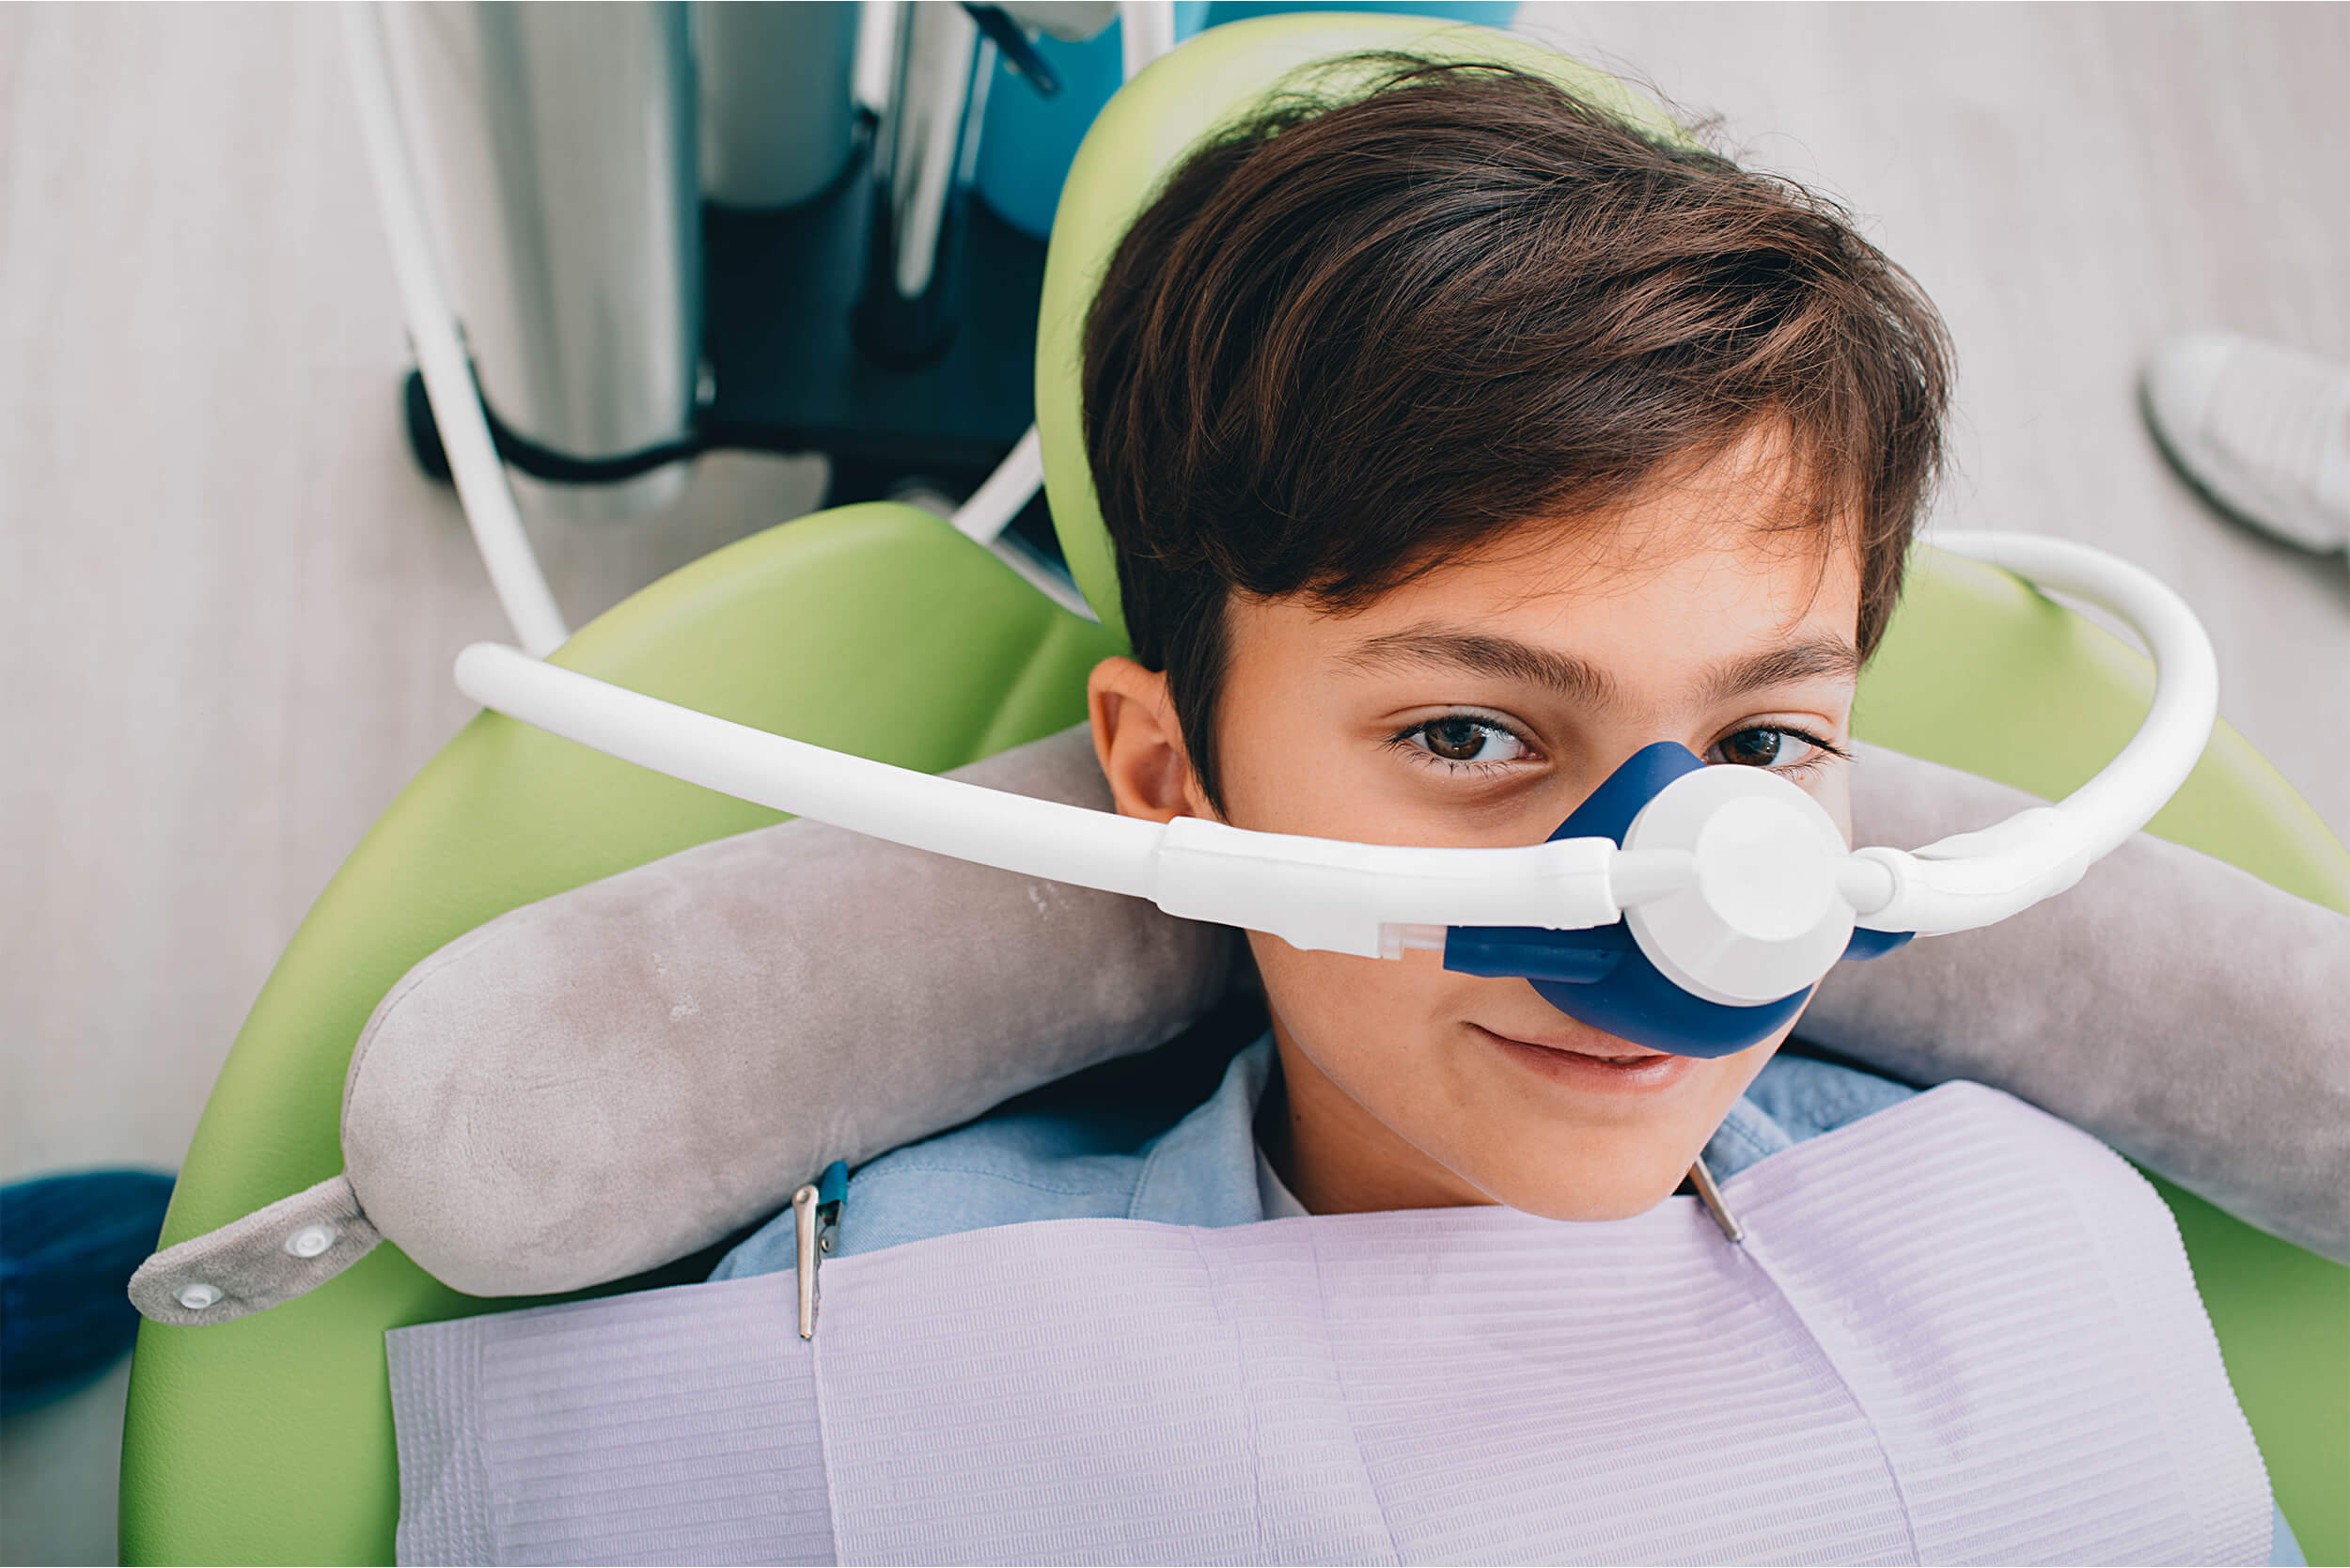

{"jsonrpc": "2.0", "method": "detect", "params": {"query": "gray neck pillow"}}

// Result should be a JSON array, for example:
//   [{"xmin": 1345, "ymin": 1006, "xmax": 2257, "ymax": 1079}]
[{"xmin": 131, "ymin": 728, "xmax": 2350, "ymax": 1325}]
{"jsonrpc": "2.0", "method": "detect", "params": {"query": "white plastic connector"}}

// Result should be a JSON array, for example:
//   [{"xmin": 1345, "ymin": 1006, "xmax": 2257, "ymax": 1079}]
[
  {"xmin": 1851, "ymin": 808, "xmax": 2098, "ymax": 935},
  {"xmin": 1621, "ymin": 764, "xmax": 1857, "ymax": 1006},
  {"xmin": 1837, "ymin": 854, "xmax": 1900, "ymax": 917},
  {"xmin": 1379, "ymin": 924, "xmax": 1449, "ymax": 959},
  {"xmin": 1152, "ymin": 817, "xmax": 1622, "ymax": 959}
]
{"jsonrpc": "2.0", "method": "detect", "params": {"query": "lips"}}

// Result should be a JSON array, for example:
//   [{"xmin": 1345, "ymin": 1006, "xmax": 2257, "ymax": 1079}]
[
  {"xmin": 1470, "ymin": 1023, "xmax": 1696, "ymax": 1093},
  {"xmin": 1486, "ymin": 1028, "xmax": 1663, "ymax": 1062}
]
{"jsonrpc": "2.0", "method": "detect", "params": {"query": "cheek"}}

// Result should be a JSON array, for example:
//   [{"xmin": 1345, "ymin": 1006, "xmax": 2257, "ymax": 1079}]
[
  {"xmin": 1252, "ymin": 940, "xmax": 1442, "ymax": 1070},
  {"xmin": 1813, "ymin": 767, "xmax": 1855, "ymax": 846},
  {"xmin": 1257, "ymin": 926, "xmax": 1800, "ymax": 1222}
]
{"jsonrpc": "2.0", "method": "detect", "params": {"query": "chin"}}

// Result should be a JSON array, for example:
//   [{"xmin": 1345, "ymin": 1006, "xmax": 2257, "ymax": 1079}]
[{"xmin": 1475, "ymin": 1155, "xmax": 1697, "ymax": 1225}]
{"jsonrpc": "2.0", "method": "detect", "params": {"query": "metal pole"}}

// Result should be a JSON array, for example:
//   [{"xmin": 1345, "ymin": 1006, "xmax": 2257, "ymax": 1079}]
[
  {"xmin": 346, "ymin": 5, "xmax": 570, "ymax": 655},
  {"xmin": 380, "ymin": 2, "xmax": 702, "ymax": 515}
]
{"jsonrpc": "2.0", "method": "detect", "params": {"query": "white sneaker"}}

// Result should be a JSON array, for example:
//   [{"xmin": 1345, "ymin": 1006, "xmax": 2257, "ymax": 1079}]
[{"xmin": 2140, "ymin": 332, "xmax": 2350, "ymax": 556}]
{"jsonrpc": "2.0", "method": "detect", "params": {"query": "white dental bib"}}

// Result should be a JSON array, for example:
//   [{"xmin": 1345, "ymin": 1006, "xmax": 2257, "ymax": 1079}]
[{"xmin": 387, "ymin": 1084, "xmax": 2269, "ymax": 1566}]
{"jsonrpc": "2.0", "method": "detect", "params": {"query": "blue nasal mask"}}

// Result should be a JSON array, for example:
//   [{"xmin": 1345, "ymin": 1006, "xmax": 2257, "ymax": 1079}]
[{"xmin": 1443, "ymin": 743, "xmax": 1908, "ymax": 1058}]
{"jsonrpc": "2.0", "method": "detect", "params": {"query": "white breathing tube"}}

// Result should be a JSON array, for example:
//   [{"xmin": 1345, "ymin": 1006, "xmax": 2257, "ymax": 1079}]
[
  {"xmin": 455, "ymin": 640, "xmax": 1645, "ymax": 958},
  {"xmin": 455, "ymin": 529, "xmax": 2216, "ymax": 994}
]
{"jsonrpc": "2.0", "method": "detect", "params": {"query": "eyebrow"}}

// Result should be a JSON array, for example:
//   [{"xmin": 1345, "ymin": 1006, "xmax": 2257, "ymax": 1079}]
[
  {"xmin": 1342, "ymin": 629, "xmax": 1622, "ymax": 706},
  {"xmin": 1340, "ymin": 627, "xmax": 1861, "ymax": 709},
  {"xmin": 1697, "ymin": 637, "xmax": 1863, "ymax": 704}
]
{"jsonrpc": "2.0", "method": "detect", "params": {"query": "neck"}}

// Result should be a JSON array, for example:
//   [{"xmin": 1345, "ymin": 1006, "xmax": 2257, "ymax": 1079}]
[{"xmin": 1261, "ymin": 1020, "xmax": 1494, "ymax": 1215}]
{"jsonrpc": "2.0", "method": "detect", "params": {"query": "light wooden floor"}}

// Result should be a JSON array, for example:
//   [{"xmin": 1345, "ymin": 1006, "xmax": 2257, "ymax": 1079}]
[{"xmin": 3, "ymin": 4, "xmax": 2345, "ymax": 1562}]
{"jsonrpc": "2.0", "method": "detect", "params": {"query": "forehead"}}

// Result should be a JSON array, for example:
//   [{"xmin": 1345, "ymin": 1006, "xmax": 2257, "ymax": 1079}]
[{"xmin": 1234, "ymin": 431, "xmax": 1864, "ymax": 704}]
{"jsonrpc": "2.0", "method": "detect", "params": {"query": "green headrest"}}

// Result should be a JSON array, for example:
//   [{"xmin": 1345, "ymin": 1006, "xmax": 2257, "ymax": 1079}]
[{"xmin": 1033, "ymin": 12, "xmax": 1683, "ymax": 639}]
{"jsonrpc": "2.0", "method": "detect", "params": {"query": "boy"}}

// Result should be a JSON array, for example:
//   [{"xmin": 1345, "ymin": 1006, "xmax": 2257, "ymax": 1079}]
[
  {"xmin": 716, "ymin": 55, "xmax": 2294, "ymax": 1560},
  {"xmin": 718, "ymin": 55, "xmax": 1935, "ymax": 1254}
]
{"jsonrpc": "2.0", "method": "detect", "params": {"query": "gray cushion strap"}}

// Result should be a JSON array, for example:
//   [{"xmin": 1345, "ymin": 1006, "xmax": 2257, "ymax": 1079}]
[{"xmin": 129, "ymin": 1172, "xmax": 380, "ymax": 1325}]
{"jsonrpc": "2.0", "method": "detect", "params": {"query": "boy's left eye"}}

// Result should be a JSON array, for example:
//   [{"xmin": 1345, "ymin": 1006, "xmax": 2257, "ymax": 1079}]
[
  {"xmin": 1396, "ymin": 715, "xmax": 1530, "ymax": 768},
  {"xmin": 1708, "ymin": 727, "xmax": 1838, "ymax": 773}
]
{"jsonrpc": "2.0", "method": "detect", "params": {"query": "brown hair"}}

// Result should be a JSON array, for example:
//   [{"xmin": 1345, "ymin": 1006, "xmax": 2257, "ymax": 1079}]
[{"xmin": 1082, "ymin": 56, "xmax": 1953, "ymax": 812}]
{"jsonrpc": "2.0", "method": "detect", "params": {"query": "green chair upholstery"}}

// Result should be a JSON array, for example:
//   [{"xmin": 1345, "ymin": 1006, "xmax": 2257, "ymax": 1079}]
[
  {"xmin": 124, "ymin": 13, "xmax": 2348, "ymax": 1564},
  {"xmin": 121, "ymin": 506, "xmax": 1126, "ymax": 1563}
]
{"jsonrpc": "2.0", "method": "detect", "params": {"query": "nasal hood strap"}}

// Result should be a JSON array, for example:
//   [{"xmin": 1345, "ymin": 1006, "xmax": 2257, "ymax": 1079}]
[{"xmin": 448, "ymin": 533, "xmax": 2212, "ymax": 1060}]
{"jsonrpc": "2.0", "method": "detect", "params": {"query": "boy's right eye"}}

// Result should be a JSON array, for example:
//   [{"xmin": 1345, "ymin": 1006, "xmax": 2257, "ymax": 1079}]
[{"xmin": 1392, "ymin": 715, "xmax": 1532, "ymax": 769}]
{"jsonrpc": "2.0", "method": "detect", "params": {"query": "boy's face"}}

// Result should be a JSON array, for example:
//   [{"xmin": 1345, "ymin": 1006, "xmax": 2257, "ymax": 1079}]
[{"xmin": 1090, "ymin": 435, "xmax": 1863, "ymax": 1220}]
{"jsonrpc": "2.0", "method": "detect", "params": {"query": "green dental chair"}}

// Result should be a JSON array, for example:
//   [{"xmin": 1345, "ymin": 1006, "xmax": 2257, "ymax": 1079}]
[{"xmin": 120, "ymin": 15, "xmax": 2350, "ymax": 1564}]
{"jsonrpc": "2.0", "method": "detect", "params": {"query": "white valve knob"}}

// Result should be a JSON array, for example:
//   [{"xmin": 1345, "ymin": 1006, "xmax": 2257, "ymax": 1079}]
[{"xmin": 1622, "ymin": 765, "xmax": 1856, "ymax": 1007}]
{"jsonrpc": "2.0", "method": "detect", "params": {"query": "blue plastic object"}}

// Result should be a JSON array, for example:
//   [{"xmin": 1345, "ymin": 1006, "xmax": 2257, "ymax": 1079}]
[
  {"xmin": 976, "ymin": 21, "xmax": 1135, "ymax": 241},
  {"xmin": 976, "ymin": 2, "xmax": 1520, "ymax": 243},
  {"xmin": 1, "ymin": 1168, "xmax": 177, "ymax": 1415},
  {"xmin": 817, "ymin": 1159, "xmax": 850, "ymax": 1210},
  {"xmin": 1442, "ymin": 745, "xmax": 1910, "ymax": 1058}
]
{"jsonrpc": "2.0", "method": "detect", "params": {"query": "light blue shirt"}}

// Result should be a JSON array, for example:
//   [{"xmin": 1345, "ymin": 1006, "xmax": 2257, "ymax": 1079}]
[
  {"xmin": 712, "ymin": 1034, "xmax": 2300, "ymax": 1564},
  {"xmin": 715, "ymin": 1036, "xmax": 1918, "ymax": 1267}
]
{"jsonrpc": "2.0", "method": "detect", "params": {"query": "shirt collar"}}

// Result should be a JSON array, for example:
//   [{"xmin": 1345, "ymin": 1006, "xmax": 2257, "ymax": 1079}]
[
  {"xmin": 1130, "ymin": 1032, "xmax": 1280, "ymax": 1226},
  {"xmin": 1124, "ymin": 1028, "xmax": 1795, "ymax": 1221}
]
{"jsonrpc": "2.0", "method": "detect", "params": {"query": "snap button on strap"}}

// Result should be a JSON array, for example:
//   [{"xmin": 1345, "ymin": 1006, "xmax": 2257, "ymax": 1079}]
[{"xmin": 286, "ymin": 1223, "xmax": 340, "ymax": 1259}]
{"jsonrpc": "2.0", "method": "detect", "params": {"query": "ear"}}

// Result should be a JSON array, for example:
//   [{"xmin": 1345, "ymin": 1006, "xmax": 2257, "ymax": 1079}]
[{"xmin": 1087, "ymin": 656, "xmax": 1213, "ymax": 823}]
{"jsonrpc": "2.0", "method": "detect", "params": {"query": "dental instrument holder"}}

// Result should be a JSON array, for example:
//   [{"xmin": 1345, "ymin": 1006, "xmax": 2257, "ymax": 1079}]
[
  {"xmin": 793, "ymin": 1159, "xmax": 848, "ymax": 1340},
  {"xmin": 386, "ymin": 1, "xmax": 1066, "ymax": 525},
  {"xmin": 451, "ymin": 527, "xmax": 2222, "ymax": 1063}
]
